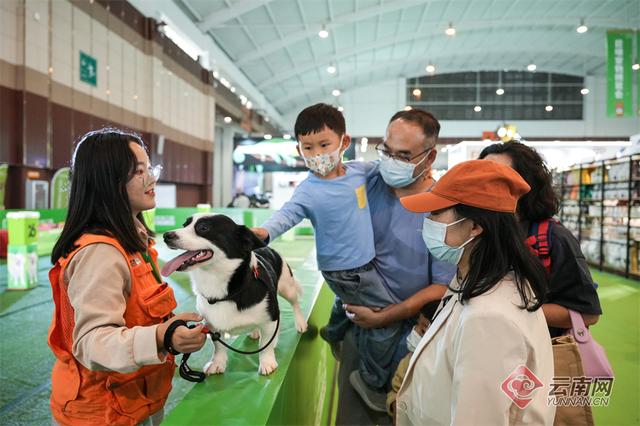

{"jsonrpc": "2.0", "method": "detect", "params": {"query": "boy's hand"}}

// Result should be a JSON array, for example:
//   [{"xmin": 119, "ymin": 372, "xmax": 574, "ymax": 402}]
[{"xmin": 251, "ymin": 227, "xmax": 269, "ymax": 241}]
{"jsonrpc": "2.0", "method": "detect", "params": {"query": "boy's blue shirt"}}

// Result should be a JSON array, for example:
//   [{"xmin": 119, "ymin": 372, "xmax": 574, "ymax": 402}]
[{"xmin": 262, "ymin": 161, "xmax": 379, "ymax": 272}]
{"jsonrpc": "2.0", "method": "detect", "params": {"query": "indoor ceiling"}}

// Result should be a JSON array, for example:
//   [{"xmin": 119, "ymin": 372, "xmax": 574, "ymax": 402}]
[{"xmin": 174, "ymin": 0, "xmax": 639, "ymax": 116}]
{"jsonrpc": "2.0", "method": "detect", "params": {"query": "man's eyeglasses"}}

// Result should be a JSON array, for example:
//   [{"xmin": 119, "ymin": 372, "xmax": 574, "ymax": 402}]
[{"xmin": 375, "ymin": 144, "xmax": 431, "ymax": 163}]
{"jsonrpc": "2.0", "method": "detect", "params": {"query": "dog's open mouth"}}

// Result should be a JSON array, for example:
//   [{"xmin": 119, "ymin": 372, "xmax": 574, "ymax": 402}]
[{"xmin": 161, "ymin": 250, "xmax": 213, "ymax": 276}]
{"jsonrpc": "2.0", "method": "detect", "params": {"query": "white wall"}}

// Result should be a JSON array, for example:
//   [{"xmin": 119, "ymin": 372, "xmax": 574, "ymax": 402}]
[{"xmin": 284, "ymin": 75, "xmax": 639, "ymax": 139}]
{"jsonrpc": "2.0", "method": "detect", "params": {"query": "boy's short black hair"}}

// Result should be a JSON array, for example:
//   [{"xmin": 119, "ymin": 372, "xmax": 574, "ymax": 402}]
[{"xmin": 294, "ymin": 103, "xmax": 345, "ymax": 140}]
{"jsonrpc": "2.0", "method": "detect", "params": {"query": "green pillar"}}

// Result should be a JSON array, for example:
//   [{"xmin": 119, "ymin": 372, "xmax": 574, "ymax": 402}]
[
  {"xmin": 7, "ymin": 211, "xmax": 40, "ymax": 290},
  {"xmin": 197, "ymin": 203, "xmax": 212, "ymax": 213},
  {"xmin": 141, "ymin": 208, "xmax": 156, "ymax": 232}
]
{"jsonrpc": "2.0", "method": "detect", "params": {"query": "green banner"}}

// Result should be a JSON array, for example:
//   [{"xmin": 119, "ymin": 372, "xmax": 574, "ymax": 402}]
[
  {"xmin": 50, "ymin": 167, "xmax": 70, "ymax": 209},
  {"xmin": 606, "ymin": 31, "xmax": 633, "ymax": 117},
  {"xmin": 0, "ymin": 164, "xmax": 7, "ymax": 210}
]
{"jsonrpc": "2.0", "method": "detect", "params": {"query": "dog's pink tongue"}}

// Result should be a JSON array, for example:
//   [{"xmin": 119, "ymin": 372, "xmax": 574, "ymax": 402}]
[{"xmin": 161, "ymin": 251, "xmax": 197, "ymax": 276}]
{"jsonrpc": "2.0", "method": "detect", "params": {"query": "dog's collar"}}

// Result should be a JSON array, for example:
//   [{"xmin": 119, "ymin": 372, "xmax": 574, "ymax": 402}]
[{"xmin": 204, "ymin": 255, "xmax": 267, "ymax": 305}]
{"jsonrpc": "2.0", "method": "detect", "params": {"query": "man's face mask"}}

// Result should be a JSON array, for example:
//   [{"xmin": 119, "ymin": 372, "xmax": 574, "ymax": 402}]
[{"xmin": 378, "ymin": 147, "xmax": 431, "ymax": 188}]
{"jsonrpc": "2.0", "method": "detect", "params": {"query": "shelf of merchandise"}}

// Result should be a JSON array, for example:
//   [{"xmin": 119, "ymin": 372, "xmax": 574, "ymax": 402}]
[{"xmin": 555, "ymin": 154, "xmax": 640, "ymax": 279}]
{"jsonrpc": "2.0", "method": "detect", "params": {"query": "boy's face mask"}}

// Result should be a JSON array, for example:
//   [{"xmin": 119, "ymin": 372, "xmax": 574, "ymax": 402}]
[
  {"xmin": 406, "ymin": 327, "xmax": 423, "ymax": 352},
  {"xmin": 301, "ymin": 137, "xmax": 343, "ymax": 176}
]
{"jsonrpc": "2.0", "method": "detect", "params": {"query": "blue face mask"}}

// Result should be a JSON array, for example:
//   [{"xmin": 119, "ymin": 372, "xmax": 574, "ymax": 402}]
[
  {"xmin": 422, "ymin": 217, "xmax": 476, "ymax": 265},
  {"xmin": 379, "ymin": 150, "xmax": 430, "ymax": 188}
]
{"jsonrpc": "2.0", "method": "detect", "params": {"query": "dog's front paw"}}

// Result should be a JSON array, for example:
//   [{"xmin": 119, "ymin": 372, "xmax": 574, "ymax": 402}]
[
  {"xmin": 258, "ymin": 356, "xmax": 278, "ymax": 375},
  {"xmin": 295, "ymin": 315, "xmax": 308, "ymax": 333},
  {"xmin": 204, "ymin": 358, "xmax": 227, "ymax": 375}
]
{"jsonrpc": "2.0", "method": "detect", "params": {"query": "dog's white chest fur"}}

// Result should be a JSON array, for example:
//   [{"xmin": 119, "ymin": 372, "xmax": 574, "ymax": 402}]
[{"xmin": 195, "ymin": 295, "xmax": 271, "ymax": 335}]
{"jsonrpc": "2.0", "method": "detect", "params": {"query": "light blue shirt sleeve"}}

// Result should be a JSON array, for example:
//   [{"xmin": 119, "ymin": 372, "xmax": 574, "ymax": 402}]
[
  {"xmin": 261, "ymin": 188, "xmax": 308, "ymax": 241},
  {"xmin": 429, "ymin": 254, "xmax": 457, "ymax": 285},
  {"xmin": 364, "ymin": 160, "xmax": 380, "ymax": 180}
]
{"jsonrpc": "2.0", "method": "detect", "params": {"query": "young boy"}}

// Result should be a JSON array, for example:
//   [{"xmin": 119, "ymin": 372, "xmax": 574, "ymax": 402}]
[{"xmin": 252, "ymin": 103, "xmax": 404, "ymax": 411}]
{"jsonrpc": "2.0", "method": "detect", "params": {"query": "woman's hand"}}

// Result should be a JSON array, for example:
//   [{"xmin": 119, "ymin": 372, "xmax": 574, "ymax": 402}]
[
  {"xmin": 343, "ymin": 304, "xmax": 394, "ymax": 329},
  {"xmin": 156, "ymin": 312, "xmax": 207, "ymax": 354}
]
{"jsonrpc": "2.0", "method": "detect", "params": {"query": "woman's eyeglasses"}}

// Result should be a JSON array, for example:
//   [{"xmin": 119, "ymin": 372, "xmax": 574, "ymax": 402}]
[{"xmin": 133, "ymin": 164, "xmax": 163, "ymax": 185}]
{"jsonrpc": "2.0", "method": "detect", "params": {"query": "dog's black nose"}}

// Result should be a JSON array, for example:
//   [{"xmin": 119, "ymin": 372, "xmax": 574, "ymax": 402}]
[{"xmin": 164, "ymin": 232, "xmax": 176, "ymax": 243}]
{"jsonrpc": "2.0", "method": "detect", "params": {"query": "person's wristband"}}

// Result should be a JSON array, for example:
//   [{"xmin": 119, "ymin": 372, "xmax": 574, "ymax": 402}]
[{"xmin": 163, "ymin": 320, "xmax": 188, "ymax": 355}]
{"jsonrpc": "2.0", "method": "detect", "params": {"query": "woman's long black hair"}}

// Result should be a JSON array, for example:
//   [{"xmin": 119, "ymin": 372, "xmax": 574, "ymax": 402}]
[
  {"xmin": 478, "ymin": 142, "xmax": 559, "ymax": 222},
  {"xmin": 452, "ymin": 204, "xmax": 548, "ymax": 311},
  {"xmin": 51, "ymin": 129, "xmax": 152, "ymax": 264}
]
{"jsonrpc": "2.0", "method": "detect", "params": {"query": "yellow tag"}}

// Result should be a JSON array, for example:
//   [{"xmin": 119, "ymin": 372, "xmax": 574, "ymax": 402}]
[{"xmin": 355, "ymin": 184, "xmax": 367, "ymax": 209}]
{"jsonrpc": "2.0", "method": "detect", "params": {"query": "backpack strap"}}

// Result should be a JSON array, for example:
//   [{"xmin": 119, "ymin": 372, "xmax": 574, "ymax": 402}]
[{"xmin": 526, "ymin": 219, "xmax": 555, "ymax": 274}]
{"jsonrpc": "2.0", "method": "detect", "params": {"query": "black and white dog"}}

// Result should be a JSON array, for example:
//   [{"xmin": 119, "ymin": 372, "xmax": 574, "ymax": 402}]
[{"xmin": 161, "ymin": 213, "xmax": 307, "ymax": 375}]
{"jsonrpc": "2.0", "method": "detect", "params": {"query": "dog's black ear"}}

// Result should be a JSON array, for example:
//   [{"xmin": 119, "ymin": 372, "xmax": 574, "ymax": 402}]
[{"xmin": 237, "ymin": 225, "xmax": 266, "ymax": 251}]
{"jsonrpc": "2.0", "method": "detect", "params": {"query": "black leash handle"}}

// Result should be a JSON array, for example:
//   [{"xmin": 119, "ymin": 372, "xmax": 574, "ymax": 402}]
[{"xmin": 163, "ymin": 319, "xmax": 187, "ymax": 355}]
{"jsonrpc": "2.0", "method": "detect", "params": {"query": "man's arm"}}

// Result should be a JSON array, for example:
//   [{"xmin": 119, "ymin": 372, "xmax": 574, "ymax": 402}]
[{"xmin": 346, "ymin": 283, "xmax": 447, "ymax": 329}]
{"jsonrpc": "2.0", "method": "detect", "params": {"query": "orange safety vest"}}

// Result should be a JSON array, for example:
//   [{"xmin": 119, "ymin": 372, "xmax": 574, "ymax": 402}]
[{"xmin": 47, "ymin": 234, "xmax": 177, "ymax": 426}]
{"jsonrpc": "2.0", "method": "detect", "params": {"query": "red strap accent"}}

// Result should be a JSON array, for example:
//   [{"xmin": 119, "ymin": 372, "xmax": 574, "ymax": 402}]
[{"xmin": 253, "ymin": 265, "xmax": 259, "ymax": 279}]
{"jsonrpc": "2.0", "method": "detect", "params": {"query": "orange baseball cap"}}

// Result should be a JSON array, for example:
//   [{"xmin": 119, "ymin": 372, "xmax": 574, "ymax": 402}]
[{"xmin": 400, "ymin": 159, "xmax": 530, "ymax": 213}]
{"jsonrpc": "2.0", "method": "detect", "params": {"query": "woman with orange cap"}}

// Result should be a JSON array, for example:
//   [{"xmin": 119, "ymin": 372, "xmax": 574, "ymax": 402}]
[{"xmin": 394, "ymin": 160, "xmax": 555, "ymax": 425}]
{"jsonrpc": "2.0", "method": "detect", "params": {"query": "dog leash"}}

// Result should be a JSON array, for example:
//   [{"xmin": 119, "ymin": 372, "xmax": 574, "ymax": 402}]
[{"xmin": 168, "ymin": 254, "xmax": 281, "ymax": 382}]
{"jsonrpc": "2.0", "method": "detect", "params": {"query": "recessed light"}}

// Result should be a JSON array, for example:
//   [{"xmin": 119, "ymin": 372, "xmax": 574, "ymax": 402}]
[
  {"xmin": 224, "ymin": 116, "xmax": 232, "ymax": 123},
  {"xmin": 474, "ymin": 105, "xmax": 482, "ymax": 112},
  {"xmin": 332, "ymin": 89, "xmax": 341, "ymax": 97},
  {"xmin": 327, "ymin": 65, "xmax": 336, "ymax": 74},
  {"xmin": 580, "ymin": 88, "xmax": 589, "ymax": 95},
  {"xmin": 425, "ymin": 64, "xmax": 435, "ymax": 73},
  {"xmin": 496, "ymin": 88, "xmax": 505, "ymax": 95},
  {"xmin": 545, "ymin": 105, "xmax": 553, "ymax": 112},
  {"xmin": 527, "ymin": 63, "xmax": 537, "ymax": 72},
  {"xmin": 445, "ymin": 23, "xmax": 456, "ymax": 36},
  {"xmin": 412, "ymin": 88, "xmax": 422, "ymax": 97}
]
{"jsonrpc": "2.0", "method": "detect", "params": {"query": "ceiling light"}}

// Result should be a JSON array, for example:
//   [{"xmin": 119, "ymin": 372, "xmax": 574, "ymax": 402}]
[
  {"xmin": 327, "ymin": 65, "xmax": 336, "ymax": 74},
  {"xmin": 473, "ymin": 105, "xmax": 482, "ymax": 112},
  {"xmin": 283, "ymin": 134, "xmax": 292, "ymax": 140},
  {"xmin": 425, "ymin": 64, "xmax": 436, "ymax": 73},
  {"xmin": 497, "ymin": 127, "xmax": 507, "ymax": 138},
  {"xmin": 318, "ymin": 26, "xmax": 329, "ymax": 39},
  {"xmin": 527, "ymin": 63, "xmax": 537, "ymax": 72},
  {"xmin": 223, "ymin": 116, "xmax": 232, "ymax": 123},
  {"xmin": 580, "ymin": 88, "xmax": 590, "ymax": 95},
  {"xmin": 496, "ymin": 88, "xmax": 505, "ymax": 95},
  {"xmin": 445, "ymin": 23, "xmax": 456, "ymax": 37},
  {"xmin": 230, "ymin": 86, "xmax": 236, "ymax": 93},
  {"xmin": 246, "ymin": 101, "xmax": 252, "ymax": 109},
  {"xmin": 412, "ymin": 88, "xmax": 422, "ymax": 97},
  {"xmin": 264, "ymin": 134, "xmax": 272, "ymax": 140},
  {"xmin": 576, "ymin": 19, "xmax": 588, "ymax": 34},
  {"xmin": 337, "ymin": 106, "xmax": 344, "ymax": 112},
  {"xmin": 404, "ymin": 105, "xmax": 412, "ymax": 111},
  {"xmin": 633, "ymin": 63, "xmax": 640, "ymax": 71},
  {"xmin": 545, "ymin": 105, "xmax": 553, "ymax": 112},
  {"xmin": 213, "ymin": 70, "xmax": 219, "ymax": 78},
  {"xmin": 332, "ymin": 89, "xmax": 341, "ymax": 96}
]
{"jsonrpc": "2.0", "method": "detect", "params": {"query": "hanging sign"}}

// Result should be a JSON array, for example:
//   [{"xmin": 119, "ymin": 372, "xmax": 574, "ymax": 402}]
[{"xmin": 606, "ymin": 31, "xmax": 633, "ymax": 117}]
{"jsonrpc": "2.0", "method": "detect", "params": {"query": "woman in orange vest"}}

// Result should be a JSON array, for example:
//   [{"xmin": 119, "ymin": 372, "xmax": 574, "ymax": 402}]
[{"xmin": 48, "ymin": 129, "xmax": 206, "ymax": 425}]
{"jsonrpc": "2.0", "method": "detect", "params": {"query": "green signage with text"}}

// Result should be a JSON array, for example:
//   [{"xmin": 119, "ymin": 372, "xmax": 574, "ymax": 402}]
[
  {"xmin": 80, "ymin": 51, "xmax": 97, "ymax": 87},
  {"xmin": 606, "ymin": 31, "xmax": 633, "ymax": 118}
]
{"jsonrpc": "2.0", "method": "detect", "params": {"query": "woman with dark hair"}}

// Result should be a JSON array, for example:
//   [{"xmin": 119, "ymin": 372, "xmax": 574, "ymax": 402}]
[
  {"xmin": 48, "ymin": 129, "xmax": 206, "ymax": 426},
  {"xmin": 479, "ymin": 142, "xmax": 601, "ymax": 336},
  {"xmin": 394, "ymin": 160, "xmax": 555, "ymax": 425}
]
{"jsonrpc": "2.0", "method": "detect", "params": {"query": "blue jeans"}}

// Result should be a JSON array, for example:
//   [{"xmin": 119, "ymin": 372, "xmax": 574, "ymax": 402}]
[{"xmin": 322, "ymin": 262, "xmax": 405, "ymax": 390}]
